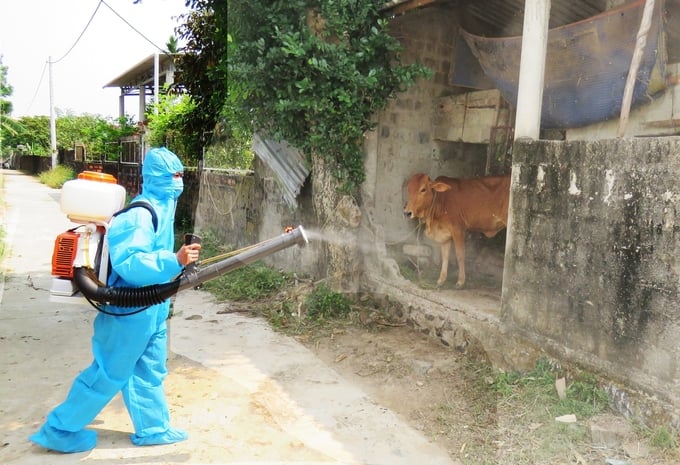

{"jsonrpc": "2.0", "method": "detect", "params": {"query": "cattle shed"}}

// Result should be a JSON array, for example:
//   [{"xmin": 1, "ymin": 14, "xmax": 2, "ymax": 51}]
[{"xmin": 193, "ymin": 0, "xmax": 680, "ymax": 430}]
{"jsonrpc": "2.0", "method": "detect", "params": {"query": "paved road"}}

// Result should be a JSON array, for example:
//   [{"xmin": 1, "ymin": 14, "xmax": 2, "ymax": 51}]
[{"xmin": 0, "ymin": 169, "xmax": 459, "ymax": 465}]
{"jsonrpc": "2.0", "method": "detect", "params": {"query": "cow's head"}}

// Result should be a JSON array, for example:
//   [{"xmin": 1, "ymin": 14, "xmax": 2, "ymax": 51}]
[{"xmin": 403, "ymin": 173, "xmax": 451, "ymax": 219}]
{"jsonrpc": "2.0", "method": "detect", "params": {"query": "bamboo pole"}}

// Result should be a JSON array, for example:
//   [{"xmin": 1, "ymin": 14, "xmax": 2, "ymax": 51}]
[{"xmin": 617, "ymin": 0, "xmax": 655, "ymax": 138}]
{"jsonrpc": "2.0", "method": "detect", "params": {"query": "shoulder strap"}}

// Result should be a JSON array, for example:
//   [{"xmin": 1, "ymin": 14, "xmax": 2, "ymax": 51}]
[{"xmin": 112, "ymin": 201, "xmax": 158, "ymax": 231}]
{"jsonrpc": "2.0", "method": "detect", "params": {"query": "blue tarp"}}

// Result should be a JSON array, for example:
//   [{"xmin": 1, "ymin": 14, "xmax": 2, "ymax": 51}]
[{"xmin": 452, "ymin": 0, "xmax": 666, "ymax": 129}]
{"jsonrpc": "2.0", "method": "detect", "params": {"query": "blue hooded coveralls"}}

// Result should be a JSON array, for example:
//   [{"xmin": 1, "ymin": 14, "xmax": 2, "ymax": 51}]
[{"xmin": 30, "ymin": 147, "xmax": 187, "ymax": 453}]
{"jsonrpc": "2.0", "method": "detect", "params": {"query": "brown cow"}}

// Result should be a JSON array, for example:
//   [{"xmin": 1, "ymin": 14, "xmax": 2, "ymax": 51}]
[{"xmin": 403, "ymin": 172, "xmax": 510, "ymax": 288}]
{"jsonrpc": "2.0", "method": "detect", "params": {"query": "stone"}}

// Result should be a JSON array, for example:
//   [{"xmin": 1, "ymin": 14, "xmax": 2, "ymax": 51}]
[{"xmin": 590, "ymin": 414, "xmax": 632, "ymax": 449}]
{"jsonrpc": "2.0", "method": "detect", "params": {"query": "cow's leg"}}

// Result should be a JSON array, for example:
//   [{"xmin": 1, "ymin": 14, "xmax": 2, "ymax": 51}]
[
  {"xmin": 451, "ymin": 228, "xmax": 466, "ymax": 288},
  {"xmin": 437, "ymin": 241, "xmax": 451, "ymax": 287}
]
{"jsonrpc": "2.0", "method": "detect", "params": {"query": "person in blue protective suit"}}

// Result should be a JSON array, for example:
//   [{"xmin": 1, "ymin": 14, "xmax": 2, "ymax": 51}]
[{"xmin": 29, "ymin": 147, "xmax": 201, "ymax": 453}]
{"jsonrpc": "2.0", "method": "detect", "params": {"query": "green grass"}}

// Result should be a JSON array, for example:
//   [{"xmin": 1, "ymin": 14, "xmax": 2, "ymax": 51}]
[
  {"xmin": 202, "ymin": 261, "xmax": 293, "ymax": 301},
  {"xmin": 305, "ymin": 283, "xmax": 352, "ymax": 320},
  {"xmin": 488, "ymin": 358, "xmax": 609, "ymax": 419},
  {"xmin": 194, "ymin": 228, "xmax": 356, "ymax": 333},
  {"xmin": 194, "ymin": 228, "xmax": 294, "ymax": 301},
  {"xmin": 38, "ymin": 165, "xmax": 75, "ymax": 188},
  {"xmin": 454, "ymin": 357, "xmax": 612, "ymax": 464}
]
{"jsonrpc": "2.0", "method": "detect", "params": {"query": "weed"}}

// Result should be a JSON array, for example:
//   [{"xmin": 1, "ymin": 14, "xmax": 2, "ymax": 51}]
[
  {"xmin": 38, "ymin": 165, "xmax": 75, "ymax": 188},
  {"xmin": 488, "ymin": 358, "xmax": 609, "ymax": 418},
  {"xmin": 305, "ymin": 283, "xmax": 352, "ymax": 320},
  {"xmin": 202, "ymin": 261, "xmax": 292, "ymax": 301},
  {"xmin": 455, "ymin": 358, "xmax": 612, "ymax": 464},
  {"xmin": 648, "ymin": 426, "xmax": 678, "ymax": 450}
]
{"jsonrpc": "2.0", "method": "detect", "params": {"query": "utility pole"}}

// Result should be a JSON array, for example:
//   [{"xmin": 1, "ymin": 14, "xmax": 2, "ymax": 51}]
[{"xmin": 49, "ymin": 57, "xmax": 57, "ymax": 169}]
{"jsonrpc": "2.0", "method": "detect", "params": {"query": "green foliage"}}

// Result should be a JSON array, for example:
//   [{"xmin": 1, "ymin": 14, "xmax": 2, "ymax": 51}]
[
  {"xmin": 5, "ymin": 116, "xmax": 50, "ymax": 155},
  {"xmin": 56, "ymin": 112, "xmax": 137, "ymax": 160},
  {"xmin": 305, "ymin": 283, "xmax": 352, "ymax": 320},
  {"xmin": 195, "ymin": 232, "xmax": 294, "ymax": 302},
  {"xmin": 38, "ymin": 165, "xmax": 75, "ymax": 188},
  {"xmin": 2, "ymin": 114, "xmax": 136, "ymax": 159},
  {"xmin": 226, "ymin": 0, "xmax": 432, "ymax": 193},
  {"xmin": 489, "ymin": 358, "xmax": 609, "ymax": 419},
  {"xmin": 647, "ymin": 426, "xmax": 678, "ymax": 450},
  {"xmin": 146, "ymin": 92, "xmax": 200, "ymax": 165},
  {"xmin": 203, "ymin": 121, "xmax": 253, "ymax": 169},
  {"xmin": 176, "ymin": 2, "xmax": 252, "ymax": 169},
  {"xmin": 0, "ymin": 55, "xmax": 16, "ymax": 152},
  {"xmin": 176, "ymin": 1, "xmax": 229, "ymax": 162},
  {"xmin": 202, "ymin": 262, "xmax": 292, "ymax": 301}
]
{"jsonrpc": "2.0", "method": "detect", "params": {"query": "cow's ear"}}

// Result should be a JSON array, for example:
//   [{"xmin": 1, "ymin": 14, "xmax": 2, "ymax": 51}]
[{"xmin": 431, "ymin": 182, "xmax": 451, "ymax": 192}]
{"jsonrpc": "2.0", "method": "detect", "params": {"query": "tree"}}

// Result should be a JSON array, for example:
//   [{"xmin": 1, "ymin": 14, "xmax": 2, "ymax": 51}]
[
  {"xmin": 3, "ymin": 116, "xmax": 50, "ymax": 156},
  {"xmin": 178, "ymin": 0, "xmax": 431, "ymax": 289},
  {"xmin": 146, "ymin": 91, "xmax": 201, "ymax": 165},
  {"xmin": 227, "ymin": 0, "xmax": 431, "ymax": 290},
  {"xmin": 56, "ymin": 112, "xmax": 137, "ymax": 160},
  {"xmin": 0, "ymin": 55, "xmax": 24, "ymax": 157},
  {"xmin": 226, "ymin": 0, "xmax": 430, "ymax": 192},
  {"xmin": 2, "ymin": 113, "xmax": 137, "ymax": 159},
  {"xmin": 174, "ymin": 1, "xmax": 228, "ymax": 161}
]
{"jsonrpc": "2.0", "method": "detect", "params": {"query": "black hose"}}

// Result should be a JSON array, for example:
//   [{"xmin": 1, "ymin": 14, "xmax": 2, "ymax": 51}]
[{"xmin": 73, "ymin": 268, "xmax": 181, "ymax": 307}]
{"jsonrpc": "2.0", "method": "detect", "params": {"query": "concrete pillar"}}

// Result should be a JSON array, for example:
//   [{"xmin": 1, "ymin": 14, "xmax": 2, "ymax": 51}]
[
  {"xmin": 138, "ymin": 84, "xmax": 146, "ymax": 122},
  {"xmin": 154, "ymin": 53, "xmax": 160, "ymax": 114},
  {"xmin": 514, "ymin": 0, "xmax": 551, "ymax": 140},
  {"xmin": 118, "ymin": 94, "xmax": 125, "ymax": 119}
]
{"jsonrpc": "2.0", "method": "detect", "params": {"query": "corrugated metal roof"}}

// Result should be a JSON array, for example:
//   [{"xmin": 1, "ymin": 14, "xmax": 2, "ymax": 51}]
[
  {"xmin": 460, "ymin": 0, "xmax": 609, "ymax": 36},
  {"xmin": 252, "ymin": 133, "xmax": 310, "ymax": 209},
  {"xmin": 384, "ymin": 0, "xmax": 610, "ymax": 36}
]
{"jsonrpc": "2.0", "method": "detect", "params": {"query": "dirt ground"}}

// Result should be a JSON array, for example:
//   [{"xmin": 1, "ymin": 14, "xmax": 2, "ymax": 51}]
[{"xmin": 281, "ymin": 307, "xmax": 680, "ymax": 465}]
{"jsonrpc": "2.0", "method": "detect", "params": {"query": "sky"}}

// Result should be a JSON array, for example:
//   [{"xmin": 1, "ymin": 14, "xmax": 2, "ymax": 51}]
[{"xmin": 0, "ymin": 0, "xmax": 191, "ymax": 121}]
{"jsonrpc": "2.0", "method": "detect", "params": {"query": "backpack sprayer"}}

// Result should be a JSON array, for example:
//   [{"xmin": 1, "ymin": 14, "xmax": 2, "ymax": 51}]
[{"xmin": 50, "ymin": 171, "xmax": 308, "ymax": 311}]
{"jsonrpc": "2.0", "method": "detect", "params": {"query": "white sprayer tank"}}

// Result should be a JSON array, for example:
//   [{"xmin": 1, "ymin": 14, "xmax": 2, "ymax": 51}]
[{"xmin": 61, "ymin": 171, "xmax": 126, "ymax": 224}]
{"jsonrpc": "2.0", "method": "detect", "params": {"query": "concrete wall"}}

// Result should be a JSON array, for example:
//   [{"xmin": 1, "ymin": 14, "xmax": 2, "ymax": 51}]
[
  {"xmin": 193, "ymin": 161, "xmax": 321, "ymax": 278},
  {"xmin": 504, "ymin": 137, "xmax": 680, "ymax": 425},
  {"xmin": 193, "ymin": 169, "xmax": 259, "ymax": 249}
]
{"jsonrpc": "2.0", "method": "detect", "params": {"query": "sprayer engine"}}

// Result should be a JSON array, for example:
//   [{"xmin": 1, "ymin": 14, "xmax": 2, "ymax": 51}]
[
  {"xmin": 50, "ymin": 170, "xmax": 123, "ymax": 303},
  {"xmin": 50, "ymin": 223, "xmax": 108, "ymax": 300}
]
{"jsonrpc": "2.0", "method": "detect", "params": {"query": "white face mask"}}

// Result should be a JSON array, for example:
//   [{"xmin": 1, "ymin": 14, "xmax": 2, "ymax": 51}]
[{"xmin": 172, "ymin": 177, "xmax": 184, "ymax": 200}]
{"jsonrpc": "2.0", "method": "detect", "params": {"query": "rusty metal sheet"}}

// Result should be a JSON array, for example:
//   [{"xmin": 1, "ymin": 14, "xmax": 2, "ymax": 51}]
[{"xmin": 252, "ymin": 133, "xmax": 309, "ymax": 209}]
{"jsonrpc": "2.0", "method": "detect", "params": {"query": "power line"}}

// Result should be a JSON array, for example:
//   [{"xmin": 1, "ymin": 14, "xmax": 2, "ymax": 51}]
[
  {"xmin": 100, "ymin": 0, "xmax": 169, "ymax": 54},
  {"xmin": 23, "ymin": 61, "xmax": 48, "ymax": 115},
  {"xmin": 19, "ymin": 0, "xmax": 173, "ymax": 117},
  {"xmin": 51, "ymin": 0, "xmax": 104, "ymax": 65},
  {"xmin": 51, "ymin": 0, "xmax": 168, "ymax": 66}
]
